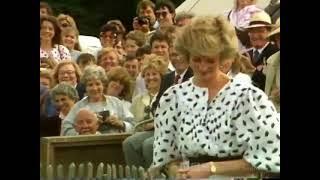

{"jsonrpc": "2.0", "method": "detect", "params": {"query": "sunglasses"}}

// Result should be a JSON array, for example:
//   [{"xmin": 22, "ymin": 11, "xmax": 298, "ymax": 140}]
[
  {"xmin": 156, "ymin": 11, "xmax": 169, "ymax": 18},
  {"xmin": 100, "ymin": 33, "xmax": 117, "ymax": 39},
  {"xmin": 61, "ymin": 23, "xmax": 70, "ymax": 28}
]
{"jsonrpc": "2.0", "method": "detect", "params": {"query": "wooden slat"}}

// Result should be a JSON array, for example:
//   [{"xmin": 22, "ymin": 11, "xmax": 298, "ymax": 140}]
[
  {"xmin": 125, "ymin": 165, "xmax": 131, "ymax": 178},
  {"xmin": 138, "ymin": 166, "xmax": 146, "ymax": 179},
  {"xmin": 112, "ymin": 164, "xmax": 117, "ymax": 179},
  {"xmin": 67, "ymin": 162, "xmax": 76, "ymax": 180},
  {"xmin": 132, "ymin": 165, "xmax": 138, "ymax": 178},
  {"xmin": 96, "ymin": 162, "xmax": 105, "ymax": 178},
  {"xmin": 56, "ymin": 164, "xmax": 64, "ymax": 178},
  {"xmin": 118, "ymin": 165, "xmax": 124, "ymax": 178},
  {"xmin": 77, "ymin": 163, "xmax": 85, "ymax": 177},
  {"xmin": 46, "ymin": 164, "xmax": 54, "ymax": 180},
  {"xmin": 87, "ymin": 162, "xmax": 93, "ymax": 179}
]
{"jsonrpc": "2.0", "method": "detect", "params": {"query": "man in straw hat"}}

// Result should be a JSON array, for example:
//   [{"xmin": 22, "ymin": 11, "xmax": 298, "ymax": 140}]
[
  {"xmin": 245, "ymin": 11, "xmax": 279, "ymax": 90},
  {"xmin": 265, "ymin": 17, "xmax": 280, "ymax": 112}
]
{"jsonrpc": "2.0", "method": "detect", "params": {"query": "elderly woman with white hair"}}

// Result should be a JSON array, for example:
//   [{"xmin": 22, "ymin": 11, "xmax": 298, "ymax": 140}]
[
  {"xmin": 149, "ymin": 15, "xmax": 280, "ymax": 179},
  {"xmin": 50, "ymin": 82, "xmax": 79, "ymax": 135},
  {"xmin": 62, "ymin": 65, "xmax": 134, "ymax": 136}
]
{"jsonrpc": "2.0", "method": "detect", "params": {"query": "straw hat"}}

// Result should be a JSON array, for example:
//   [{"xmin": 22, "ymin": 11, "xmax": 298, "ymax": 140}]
[
  {"xmin": 246, "ymin": 11, "xmax": 272, "ymax": 29},
  {"xmin": 268, "ymin": 18, "xmax": 280, "ymax": 37}
]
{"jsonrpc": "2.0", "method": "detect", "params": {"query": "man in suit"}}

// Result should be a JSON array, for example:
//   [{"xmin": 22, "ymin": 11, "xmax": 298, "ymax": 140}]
[
  {"xmin": 152, "ymin": 47, "xmax": 193, "ymax": 113},
  {"xmin": 245, "ymin": 11, "xmax": 279, "ymax": 90}
]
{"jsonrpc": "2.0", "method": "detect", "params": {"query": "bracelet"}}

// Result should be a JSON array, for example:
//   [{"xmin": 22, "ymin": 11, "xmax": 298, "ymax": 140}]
[{"xmin": 209, "ymin": 162, "xmax": 217, "ymax": 174}]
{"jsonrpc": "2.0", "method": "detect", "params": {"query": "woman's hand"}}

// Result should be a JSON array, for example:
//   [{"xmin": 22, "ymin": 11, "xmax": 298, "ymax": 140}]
[
  {"xmin": 143, "ymin": 122, "xmax": 154, "ymax": 131},
  {"xmin": 177, "ymin": 162, "xmax": 212, "ymax": 179},
  {"xmin": 105, "ymin": 115, "xmax": 124, "ymax": 129}
]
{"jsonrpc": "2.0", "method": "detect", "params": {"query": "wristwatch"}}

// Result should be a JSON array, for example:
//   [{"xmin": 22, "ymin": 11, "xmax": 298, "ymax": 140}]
[{"xmin": 209, "ymin": 162, "xmax": 217, "ymax": 174}]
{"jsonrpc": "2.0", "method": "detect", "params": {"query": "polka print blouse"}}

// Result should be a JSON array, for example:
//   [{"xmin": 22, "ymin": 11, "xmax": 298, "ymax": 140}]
[
  {"xmin": 40, "ymin": 44, "xmax": 71, "ymax": 62},
  {"xmin": 151, "ymin": 76, "xmax": 280, "ymax": 173}
]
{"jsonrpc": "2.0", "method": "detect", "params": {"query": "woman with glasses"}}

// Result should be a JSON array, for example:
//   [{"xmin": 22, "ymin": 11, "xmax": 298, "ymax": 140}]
[
  {"xmin": 122, "ymin": 54, "xmax": 167, "ymax": 169},
  {"xmin": 52, "ymin": 60, "xmax": 86, "ymax": 100},
  {"xmin": 40, "ymin": 16, "xmax": 71, "ymax": 62},
  {"xmin": 99, "ymin": 23, "xmax": 118, "ymax": 48}
]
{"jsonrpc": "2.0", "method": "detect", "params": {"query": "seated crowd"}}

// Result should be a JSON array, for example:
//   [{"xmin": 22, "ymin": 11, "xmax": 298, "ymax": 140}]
[{"xmin": 40, "ymin": 0, "xmax": 280, "ymax": 178}]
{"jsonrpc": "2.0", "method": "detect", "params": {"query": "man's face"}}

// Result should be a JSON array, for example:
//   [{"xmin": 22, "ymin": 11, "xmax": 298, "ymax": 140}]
[
  {"xmin": 156, "ymin": 6, "xmax": 174, "ymax": 26},
  {"xmin": 139, "ymin": 6, "xmax": 156, "ymax": 25},
  {"xmin": 74, "ymin": 109, "xmax": 99, "ymax": 135},
  {"xmin": 151, "ymin": 40, "xmax": 169, "ymax": 60},
  {"xmin": 248, "ymin": 26, "xmax": 270, "ymax": 49},
  {"xmin": 170, "ymin": 48, "xmax": 189, "ymax": 74},
  {"xmin": 124, "ymin": 59, "xmax": 140, "ymax": 79}
]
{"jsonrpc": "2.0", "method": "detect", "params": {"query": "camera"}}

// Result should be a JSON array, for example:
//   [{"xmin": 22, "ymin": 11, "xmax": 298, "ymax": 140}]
[
  {"xmin": 137, "ymin": 16, "xmax": 150, "ymax": 25},
  {"xmin": 98, "ymin": 110, "xmax": 110, "ymax": 122}
]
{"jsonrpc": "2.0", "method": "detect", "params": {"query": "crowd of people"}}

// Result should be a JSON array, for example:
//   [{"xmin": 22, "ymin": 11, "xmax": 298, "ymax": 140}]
[{"xmin": 40, "ymin": 0, "xmax": 280, "ymax": 179}]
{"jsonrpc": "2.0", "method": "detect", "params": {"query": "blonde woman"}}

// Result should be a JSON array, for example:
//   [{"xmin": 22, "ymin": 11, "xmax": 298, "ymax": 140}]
[
  {"xmin": 97, "ymin": 47, "xmax": 121, "ymax": 72},
  {"xmin": 150, "ymin": 16, "xmax": 279, "ymax": 179},
  {"xmin": 122, "ymin": 54, "xmax": 167, "ymax": 169},
  {"xmin": 61, "ymin": 27, "xmax": 82, "ymax": 61}
]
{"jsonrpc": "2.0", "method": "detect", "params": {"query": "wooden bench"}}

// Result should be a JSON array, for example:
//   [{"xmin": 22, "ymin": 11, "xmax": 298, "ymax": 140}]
[{"xmin": 40, "ymin": 133, "xmax": 132, "ymax": 176}]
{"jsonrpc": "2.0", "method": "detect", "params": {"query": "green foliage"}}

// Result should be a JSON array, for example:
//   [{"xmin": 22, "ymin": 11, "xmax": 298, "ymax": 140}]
[{"xmin": 43, "ymin": 0, "xmax": 184, "ymax": 36}]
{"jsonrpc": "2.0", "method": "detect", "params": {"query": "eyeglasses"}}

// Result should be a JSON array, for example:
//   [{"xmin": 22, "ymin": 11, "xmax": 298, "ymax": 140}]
[
  {"xmin": 156, "ymin": 11, "xmax": 169, "ymax": 18},
  {"xmin": 61, "ymin": 23, "xmax": 70, "ymax": 28},
  {"xmin": 100, "ymin": 33, "xmax": 117, "ymax": 39},
  {"xmin": 59, "ymin": 70, "xmax": 75, "ymax": 75}
]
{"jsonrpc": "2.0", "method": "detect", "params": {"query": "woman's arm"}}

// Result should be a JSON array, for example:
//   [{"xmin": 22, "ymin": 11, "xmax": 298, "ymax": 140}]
[{"xmin": 177, "ymin": 159, "xmax": 259, "ymax": 178}]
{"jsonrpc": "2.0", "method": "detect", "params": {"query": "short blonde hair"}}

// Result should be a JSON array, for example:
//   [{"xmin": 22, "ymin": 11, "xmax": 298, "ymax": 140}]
[
  {"xmin": 52, "ymin": 60, "xmax": 82, "ymax": 86},
  {"xmin": 61, "ymin": 27, "xmax": 81, "ymax": 51},
  {"xmin": 141, "ymin": 54, "xmax": 168, "ymax": 77},
  {"xmin": 97, "ymin": 47, "xmax": 120, "ymax": 65},
  {"xmin": 174, "ymin": 15, "xmax": 239, "ymax": 62}
]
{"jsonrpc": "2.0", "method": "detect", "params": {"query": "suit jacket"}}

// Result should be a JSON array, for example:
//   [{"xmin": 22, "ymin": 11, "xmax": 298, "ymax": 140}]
[
  {"xmin": 245, "ymin": 43, "xmax": 279, "ymax": 90},
  {"xmin": 76, "ymin": 83, "xmax": 86, "ymax": 100},
  {"xmin": 265, "ymin": 51, "xmax": 280, "ymax": 112},
  {"xmin": 151, "ymin": 67, "xmax": 193, "ymax": 113}
]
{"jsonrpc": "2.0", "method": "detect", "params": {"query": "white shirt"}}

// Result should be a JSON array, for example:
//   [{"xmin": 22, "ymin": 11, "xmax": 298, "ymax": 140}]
[{"xmin": 168, "ymin": 62, "xmax": 175, "ymax": 72}]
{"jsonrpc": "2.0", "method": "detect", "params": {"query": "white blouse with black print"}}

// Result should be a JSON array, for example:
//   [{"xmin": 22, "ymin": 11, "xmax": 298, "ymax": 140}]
[{"xmin": 151, "ymin": 75, "xmax": 280, "ymax": 173}]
